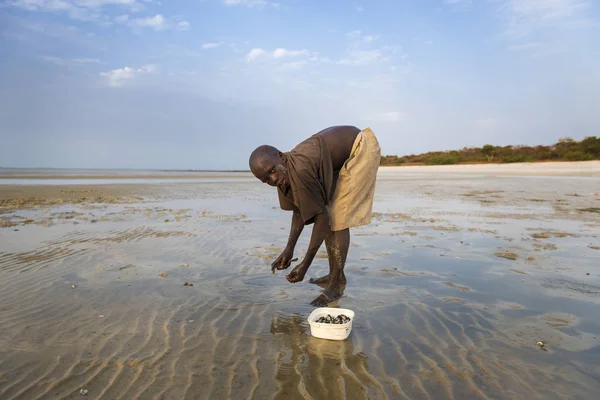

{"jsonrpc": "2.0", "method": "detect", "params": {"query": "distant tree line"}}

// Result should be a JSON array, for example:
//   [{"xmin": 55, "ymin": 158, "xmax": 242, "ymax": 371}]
[{"xmin": 380, "ymin": 136, "xmax": 600, "ymax": 166}]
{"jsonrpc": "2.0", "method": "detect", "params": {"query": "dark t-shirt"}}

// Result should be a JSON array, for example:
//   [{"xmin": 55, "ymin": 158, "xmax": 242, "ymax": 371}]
[{"xmin": 277, "ymin": 134, "xmax": 335, "ymax": 225}]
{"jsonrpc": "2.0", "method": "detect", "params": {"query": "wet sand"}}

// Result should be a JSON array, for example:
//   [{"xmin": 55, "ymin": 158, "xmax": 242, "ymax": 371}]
[
  {"xmin": 380, "ymin": 160, "xmax": 600, "ymax": 177},
  {"xmin": 1, "ymin": 168, "xmax": 600, "ymax": 399}
]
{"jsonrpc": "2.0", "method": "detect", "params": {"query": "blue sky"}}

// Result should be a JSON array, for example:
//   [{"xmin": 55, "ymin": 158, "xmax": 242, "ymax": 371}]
[{"xmin": 0, "ymin": 0, "xmax": 598, "ymax": 170}]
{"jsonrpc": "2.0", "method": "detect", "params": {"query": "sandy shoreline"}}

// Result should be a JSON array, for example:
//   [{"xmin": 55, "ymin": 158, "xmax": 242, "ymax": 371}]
[
  {"xmin": 1, "ymin": 161, "xmax": 599, "ymax": 180},
  {"xmin": 1, "ymin": 171, "xmax": 600, "ymax": 399},
  {"xmin": 380, "ymin": 160, "xmax": 600, "ymax": 177}
]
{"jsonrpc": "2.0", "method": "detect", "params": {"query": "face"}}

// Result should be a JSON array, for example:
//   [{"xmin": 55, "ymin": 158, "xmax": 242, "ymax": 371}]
[{"xmin": 253, "ymin": 154, "xmax": 289, "ymax": 190}]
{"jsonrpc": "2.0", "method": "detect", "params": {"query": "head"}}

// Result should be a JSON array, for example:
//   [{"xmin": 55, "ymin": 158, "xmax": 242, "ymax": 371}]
[{"xmin": 249, "ymin": 145, "xmax": 289, "ymax": 190}]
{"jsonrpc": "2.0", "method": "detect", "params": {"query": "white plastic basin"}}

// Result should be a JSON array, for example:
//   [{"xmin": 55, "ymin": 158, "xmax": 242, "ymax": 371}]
[{"xmin": 307, "ymin": 307, "xmax": 355, "ymax": 340}]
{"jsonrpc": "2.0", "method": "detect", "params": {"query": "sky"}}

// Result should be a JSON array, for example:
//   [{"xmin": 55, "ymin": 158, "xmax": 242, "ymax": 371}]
[{"xmin": 0, "ymin": 0, "xmax": 599, "ymax": 170}]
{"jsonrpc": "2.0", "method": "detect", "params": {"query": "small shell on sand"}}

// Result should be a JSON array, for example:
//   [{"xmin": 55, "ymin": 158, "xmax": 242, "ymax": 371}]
[{"xmin": 158, "ymin": 273, "xmax": 168, "ymax": 277}]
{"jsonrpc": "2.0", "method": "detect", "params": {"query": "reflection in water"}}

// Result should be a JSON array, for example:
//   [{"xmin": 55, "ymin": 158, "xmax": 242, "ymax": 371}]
[
  {"xmin": 270, "ymin": 313, "xmax": 310, "ymax": 336},
  {"xmin": 270, "ymin": 313, "xmax": 376, "ymax": 400}
]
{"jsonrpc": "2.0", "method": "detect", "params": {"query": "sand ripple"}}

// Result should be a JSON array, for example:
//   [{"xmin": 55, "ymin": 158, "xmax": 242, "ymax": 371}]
[{"xmin": 1, "ymin": 181, "xmax": 600, "ymax": 399}]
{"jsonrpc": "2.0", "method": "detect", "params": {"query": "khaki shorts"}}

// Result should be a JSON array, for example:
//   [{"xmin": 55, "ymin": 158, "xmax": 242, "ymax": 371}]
[{"xmin": 327, "ymin": 128, "xmax": 381, "ymax": 231}]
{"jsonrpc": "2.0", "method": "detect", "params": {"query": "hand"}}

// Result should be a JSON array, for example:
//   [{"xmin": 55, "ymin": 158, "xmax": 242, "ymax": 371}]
[
  {"xmin": 286, "ymin": 262, "xmax": 308, "ymax": 283},
  {"xmin": 271, "ymin": 248, "xmax": 296, "ymax": 273}
]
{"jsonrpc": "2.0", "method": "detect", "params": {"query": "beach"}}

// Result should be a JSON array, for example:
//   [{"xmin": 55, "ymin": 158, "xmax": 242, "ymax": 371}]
[
  {"xmin": 1, "ymin": 162, "xmax": 599, "ymax": 399},
  {"xmin": 379, "ymin": 160, "xmax": 600, "ymax": 177}
]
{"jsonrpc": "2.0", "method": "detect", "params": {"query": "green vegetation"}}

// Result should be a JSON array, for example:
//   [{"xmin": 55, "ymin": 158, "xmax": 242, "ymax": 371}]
[
  {"xmin": 380, "ymin": 136, "xmax": 600, "ymax": 166},
  {"xmin": 424, "ymin": 154, "xmax": 460, "ymax": 165}
]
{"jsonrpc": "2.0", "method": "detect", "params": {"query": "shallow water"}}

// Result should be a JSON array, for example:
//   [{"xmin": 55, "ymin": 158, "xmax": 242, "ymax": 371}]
[
  {"xmin": 0, "ymin": 178, "xmax": 255, "ymax": 186},
  {"xmin": 0, "ymin": 168, "xmax": 247, "ymax": 177},
  {"xmin": 1, "ymin": 174, "xmax": 600, "ymax": 399}
]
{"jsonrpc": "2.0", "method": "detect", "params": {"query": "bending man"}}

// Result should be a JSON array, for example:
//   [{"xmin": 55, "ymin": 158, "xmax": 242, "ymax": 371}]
[{"xmin": 249, "ymin": 125, "xmax": 381, "ymax": 306}]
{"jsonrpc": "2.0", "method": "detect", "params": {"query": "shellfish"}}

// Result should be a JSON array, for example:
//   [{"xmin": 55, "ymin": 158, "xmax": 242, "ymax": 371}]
[{"xmin": 316, "ymin": 314, "xmax": 351, "ymax": 324}]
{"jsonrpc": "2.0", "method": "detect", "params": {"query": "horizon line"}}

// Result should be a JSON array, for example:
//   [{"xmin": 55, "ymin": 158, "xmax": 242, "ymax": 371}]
[{"xmin": 0, "ymin": 167, "xmax": 252, "ymax": 172}]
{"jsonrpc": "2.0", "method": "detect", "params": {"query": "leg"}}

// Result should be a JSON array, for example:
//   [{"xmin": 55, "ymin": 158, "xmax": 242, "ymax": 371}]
[
  {"xmin": 309, "ymin": 229, "xmax": 348, "ymax": 286},
  {"xmin": 310, "ymin": 228, "xmax": 350, "ymax": 307}
]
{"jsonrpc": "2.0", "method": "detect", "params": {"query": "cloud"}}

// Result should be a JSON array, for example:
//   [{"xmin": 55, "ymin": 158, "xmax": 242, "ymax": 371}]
[
  {"xmin": 272, "ymin": 48, "xmax": 309, "ymax": 58},
  {"xmin": 246, "ymin": 48, "xmax": 266, "ymax": 62},
  {"xmin": 11, "ymin": 0, "xmax": 147, "ymax": 10},
  {"xmin": 9, "ymin": 0, "xmax": 96, "ymax": 21},
  {"xmin": 115, "ymin": 14, "xmax": 190, "ymax": 31},
  {"xmin": 245, "ymin": 47, "xmax": 310, "ymax": 62},
  {"xmin": 202, "ymin": 41, "xmax": 223, "ymax": 49},
  {"xmin": 339, "ymin": 29, "xmax": 398, "ymax": 66},
  {"xmin": 3, "ymin": 0, "xmax": 599, "ymax": 171},
  {"xmin": 131, "ymin": 13, "xmax": 165, "ymax": 29},
  {"xmin": 222, "ymin": 0, "xmax": 280, "ymax": 8},
  {"xmin": 7, "ymin": 1, "xmax": 189, "ymax": 30},
  {"xmin": 176, "ymin": 20, "xmax": 190, "ymax": 31},
  {"xmin": 7, "ymin": 0, "xmax": 149, "ymax": 22},
  {"xmin": 100, "ymin": 64, "xmax": 156, "ymax": 87},
  {"xmin": 500, "ymin": 0, "xmax": 592, "ymax": 37}
]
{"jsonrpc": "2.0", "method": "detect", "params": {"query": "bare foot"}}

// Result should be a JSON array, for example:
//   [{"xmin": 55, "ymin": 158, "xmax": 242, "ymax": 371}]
[
  {"xmin": 309, "ymin": 275, "xmax": 331, "ymax": 285},
  {"xmin": 285, "ymin": 265, "xmax": 307, "ymax": 283},
  {"xmin": 309, "ymin": 273, "xmax": 347, "ymax": 285},
  {"xmin": 310, "ymin": 290, "xmax": 341, "ymax": 307}
]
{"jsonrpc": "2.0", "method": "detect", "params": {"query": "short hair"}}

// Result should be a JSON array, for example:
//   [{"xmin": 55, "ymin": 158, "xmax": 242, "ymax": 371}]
[{"xmin": 249, "ymin": 145, "xmax": 279, "ymax": 174}]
